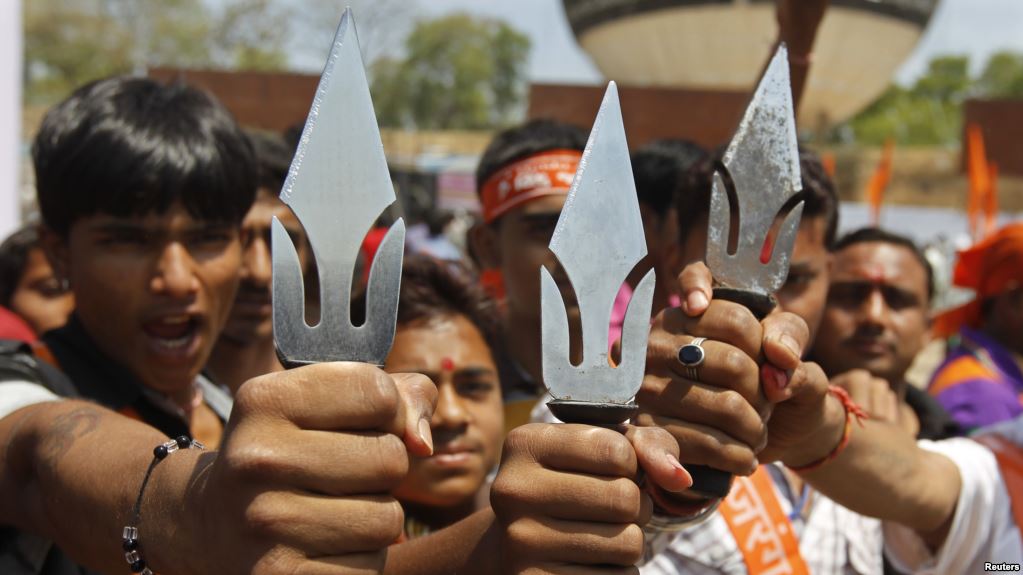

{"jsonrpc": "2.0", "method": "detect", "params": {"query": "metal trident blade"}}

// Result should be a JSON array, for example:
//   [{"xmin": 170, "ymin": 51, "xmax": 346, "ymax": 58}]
[
  {"xmin": 272, "ymin": 8, "xmax": 404, "ymax": 366},
  {"xmin": 706, "ymin": 45, "xmax": 803, "ymax": 296},
  {"xmin": 542, "ymin": 81, "xmax": 655, "ymax": 407}
]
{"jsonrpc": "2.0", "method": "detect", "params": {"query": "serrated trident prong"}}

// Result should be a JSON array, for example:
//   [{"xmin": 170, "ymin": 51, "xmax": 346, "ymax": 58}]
[
  {"xmin": 542, "ymin": 82, "xmax": 654, "ymax": 414},
  {"xmin": 706, "ymin": 45, "xmax": 803, "ymax": 296},
  {"xmin": 272, "ymin": 8, "xmax": 404, "ymax": 367}
]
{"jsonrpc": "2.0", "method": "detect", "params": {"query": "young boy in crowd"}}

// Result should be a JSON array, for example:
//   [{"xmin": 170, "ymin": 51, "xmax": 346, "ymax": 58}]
[
  {"xmin": 0, "ymin": 225, "xmax": 74, "ymax": 336},
  {"xmin": 206, "ymin": 130, "xmax": 310, "ymax": 393},
  {"xmin": 382, "ymin": 257, "xmax": 504, "ymax": 538},
  {"xmin": 468, "ymin": 119, "xmax": 588, "ymax": 430},
  {"xmin": 0, "ymin": 75, "xmax": 437, "ymax": 575},
  {"xmin": 28, "ymin": 76, "xmax": 250, "ymax": 440}
]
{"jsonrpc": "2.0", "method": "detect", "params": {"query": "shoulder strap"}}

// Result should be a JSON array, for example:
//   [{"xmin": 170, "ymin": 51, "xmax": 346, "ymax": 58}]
[
  {"xmin": 974, "ymin": 433, "xmax": 1023, "ymax": 542},
  {"xmin": 0, "ymin": 339, "xmax": 76, "ymax": 398}
]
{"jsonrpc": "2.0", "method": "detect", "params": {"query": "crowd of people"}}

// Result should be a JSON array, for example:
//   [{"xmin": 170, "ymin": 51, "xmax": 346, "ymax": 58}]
[{"xmin": 2, "ymin": 4, "xmax": 1023, "ymax": 575}]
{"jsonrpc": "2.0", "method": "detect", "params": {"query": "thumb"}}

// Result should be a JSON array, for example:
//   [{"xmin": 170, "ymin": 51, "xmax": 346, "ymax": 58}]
[
  {"xmin": 623, "ymin": 424, "xmax": 692, "ymax": 493},
  {"xmin": 677, "ymin": 261, "xmax": 713, "ymax": 316},
  {"xmin": 391, "ymin": 372, "xmax": 437, "ymax": 457}
]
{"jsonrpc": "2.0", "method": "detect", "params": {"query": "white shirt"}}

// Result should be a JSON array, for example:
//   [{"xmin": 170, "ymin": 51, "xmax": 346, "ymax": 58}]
[
  {"xmin": 530, "ymin": 400, "xmax": 884, "ymax": 574},
  {"xmin": 641, "ymin": 464, "xmax": 883, "ymax": 575},
  {"xmin": 884, "ymin": 434, "xmax": 1022, "ymax": 574},
  {"xmin": 0, "ymin": 380, "xmax": 59, "ymax": 421}
]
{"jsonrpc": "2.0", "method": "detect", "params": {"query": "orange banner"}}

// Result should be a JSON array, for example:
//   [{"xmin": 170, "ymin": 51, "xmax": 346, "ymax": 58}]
[
  {"xmin": 985, "ymin": 162, "xmax": 1000, "ymax": 239},
  {"xmin": 821, "ymin": 152, "xmax": 836, "ymax": 179},
  {"xmin": 967, "ymin": 123, "xmax": 991, "ymax": 242},
  {"xmin": 865, "ymin": 139, "xmax": 894, "ymax": 225}
]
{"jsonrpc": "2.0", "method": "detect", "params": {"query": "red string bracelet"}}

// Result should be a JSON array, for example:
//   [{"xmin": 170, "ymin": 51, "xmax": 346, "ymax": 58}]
[{"xmin": 789, "ymin": 386, "xmax": 868, "ymax": 474}]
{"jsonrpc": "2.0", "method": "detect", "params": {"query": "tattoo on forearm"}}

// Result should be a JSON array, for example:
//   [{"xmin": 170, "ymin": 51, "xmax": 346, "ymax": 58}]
[{"xmin": 41, "ymin": 407, "xmax": 101, "ymax": 465}]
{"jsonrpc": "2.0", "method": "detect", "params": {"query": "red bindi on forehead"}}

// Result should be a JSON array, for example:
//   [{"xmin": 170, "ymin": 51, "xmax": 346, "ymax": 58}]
[
  {"xmin": 862, "ymin": 263, "xmax": 888, "ymax": 284},
  {"xmin": 440, "ymin": 357, "xmax": 455, "ymax": 372}
]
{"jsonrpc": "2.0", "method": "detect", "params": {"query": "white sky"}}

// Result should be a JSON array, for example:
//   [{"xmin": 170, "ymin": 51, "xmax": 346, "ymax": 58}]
[{"xmin": 288, "ymin": 0, "xmax": 1023, "ymax": 87}]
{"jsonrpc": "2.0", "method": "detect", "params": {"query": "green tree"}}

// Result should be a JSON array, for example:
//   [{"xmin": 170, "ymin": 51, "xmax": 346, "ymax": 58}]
[
  {"xmin": 370, "ymin": 13, "xmax": 531, "ymax": 130},
  {"xmin": 24, "ymin": 0, "xmax": 292, "ymax": 105},
  {"xmin": 847, "ymin": 55, "xmax": 970, "ymax": 146},
  {"xmin": 24, "ymin": 0, "xmax": 134, "ymax": 103},
  {"xmin": 976, "ymin": 51, "xmax": 1023, "ymax": 98}
]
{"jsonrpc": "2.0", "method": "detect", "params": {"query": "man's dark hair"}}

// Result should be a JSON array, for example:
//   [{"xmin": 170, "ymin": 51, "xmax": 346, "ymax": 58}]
[
  {"xmin": 32, "ymin": 76, "xmax": 257, "ymax": 237},
  {"xmin": 632, "ymin": 139, "xmax": 706, "ymax": 219},
  {"xmin": 475, "ymin": 119, "xmax": 588, "ymax": 196},
  {"xmin": 248, "ymin": 130, "xmax": 295, "ymax": 196},
  {"xmin": 0, "ymin": 225, "xmax": 39, "ymax": 307},
  {"xmin": 395, "ymin": 257, "xmax": 500, "ymax": 351},
  {"xmin": 675, "ymin": 146, "xmax": 839, "ymax": 249},
  {"xmin": 834, "ymin": 227, "xmax": 935, "ymax": 302}
]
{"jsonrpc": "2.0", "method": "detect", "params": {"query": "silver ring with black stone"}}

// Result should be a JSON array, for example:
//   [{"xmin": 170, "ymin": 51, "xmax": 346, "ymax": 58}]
[{"xmin": 677, "ymin": 337, "xmax": 707, "ymax": 382}]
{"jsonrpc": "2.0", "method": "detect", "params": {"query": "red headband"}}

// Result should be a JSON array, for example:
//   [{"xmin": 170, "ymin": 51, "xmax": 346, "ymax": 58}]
[{"xmin": 480, "ymin": 149, "xmax": 582, "ymax": 223}]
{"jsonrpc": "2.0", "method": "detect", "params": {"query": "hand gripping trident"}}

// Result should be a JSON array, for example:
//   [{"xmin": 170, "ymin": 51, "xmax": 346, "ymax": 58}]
[
  {"xmin": 542, "ymin": 82, "xmax": 655, "ymax": 425},
  {"xmin": 273, "ymin": 9, "xmax": 404, "ymax": 367},
  {"xmin": 688, "ymin": 45, "xmax": 805, "ymax": 497}
]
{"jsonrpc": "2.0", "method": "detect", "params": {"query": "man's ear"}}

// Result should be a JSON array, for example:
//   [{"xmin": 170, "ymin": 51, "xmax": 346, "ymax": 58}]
[
  {"xmin": 38, "ymin": 225, "xmax": 70, "ymax": 282},
  {"xmin": 468, "ymin": 221, "xmax": 502, "ymax": 269}
]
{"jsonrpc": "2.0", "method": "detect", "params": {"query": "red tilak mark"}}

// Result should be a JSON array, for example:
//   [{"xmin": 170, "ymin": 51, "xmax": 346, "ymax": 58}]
[
  {"xmin": 863, "ymin": 264, "xmax": 887, "ymax": 284},
  {"xmin": 441, "ymin": 357, "xmax": 455, "ymax": 372}
]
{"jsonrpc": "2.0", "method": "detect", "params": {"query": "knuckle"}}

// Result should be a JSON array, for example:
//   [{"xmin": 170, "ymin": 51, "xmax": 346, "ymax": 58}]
[
  {"xmin": 593, "ymin": 429, "xmax": 635, "ymax": 473},
  {"xmin": 606, "ymin": 479, "xmax": 642, "ymax": 521},
  {"xmin": 717, "ymin": 389, "xmax": 751, "ymax": 418},
  {"xmin": 721, "ymin": 305, "xmax": 758, "ymax": 338},
  {"xmin": 368, "ymin": 499, "xmax": 406, "ymax": 546},
  {"xmin": 505, "ymin": 518, "xmax": 541, "ymax": 550},
  {"xmin": 370, "ymin": 434, "xmax": 409, "ymax": 485},
  {"xmin": 504, "ymin": 423, "xmax": 542, "ymax": 457},
  {"xmin": 233, "ymin": 375, "xmax": 280, "ymax": 415},
  {"xmin": 251, "ymin": 548, "xmax": 302, "ymax": 575},
  {"xmin": 720, "ymin": 347, "xmax": 753, "ymax": 379},
  {"xmin": 357, "ymin": 371, "xmax": 400, "ymax": 420},
  {"xmin": 615, "ymin": 524, "xmax": 646, "ymax": 565},
  {"xmin": 491, "ymin": 471, "xmax": 531, "ymax": 517},
  {"xmin": 243, "ymin": 493, "xmax": 284, "ymax": 538},
  {"xmin": 226, "ymin": 442, "xmax": 285, "ymax": 480}
]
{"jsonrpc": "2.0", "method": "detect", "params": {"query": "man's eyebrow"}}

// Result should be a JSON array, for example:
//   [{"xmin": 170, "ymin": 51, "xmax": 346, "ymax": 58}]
[
  {"xmin": 88, "ymin": 221, "xmax": 149, "ymax": 233},
  {"xmin": 517, "ymin": 212, "xmax": 561, "ymax": 223},
  {"xmin": 454, "ymin": 366, "xmax": 497, "ymax": 378},
  {"xmin": 788, "ymin": 262, "xmax": 816, "ymax": 273}
]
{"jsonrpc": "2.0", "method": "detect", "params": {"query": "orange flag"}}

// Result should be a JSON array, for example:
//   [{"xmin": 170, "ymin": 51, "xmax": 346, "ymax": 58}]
[
  {"xmin": 966, "ymin": 123, "xmax": 991, "ymax": 241},
  {"xmin": 865, "ymin": 138, "xmax": 894, "ymax": 225},
  {"xmin": 821, "ymin": 151, "xmax": 836, "ymax": 179},
  {"xmin": 985, "ymin": 162, "xmax": 1000, "ymax": 238}
]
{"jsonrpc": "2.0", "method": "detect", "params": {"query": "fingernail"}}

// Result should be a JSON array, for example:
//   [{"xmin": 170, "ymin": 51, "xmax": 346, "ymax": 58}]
[
  {"xmin": 780, "ymin": 334, "xmax": 802, "ymax": 358},
  {"xmin": 762, "ymin": 364, "xmax": 790, "ymax": 391},
  {"xmin": 418, "ymin": 419, "xmax": 434, "ymax": 455},
  {"xmin": 665, "ymin": 453, "xmax": 693, "ymax": 489},
  {"xmin": 687, "ymin": 291, "xmax": 709, "ymax": 313}
]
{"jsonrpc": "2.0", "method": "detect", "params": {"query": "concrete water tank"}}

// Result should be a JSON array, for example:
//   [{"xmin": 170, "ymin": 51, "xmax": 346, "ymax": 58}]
[{"xmin": 563, "ymin": 0, "xmax": 938, "ymax": 126}]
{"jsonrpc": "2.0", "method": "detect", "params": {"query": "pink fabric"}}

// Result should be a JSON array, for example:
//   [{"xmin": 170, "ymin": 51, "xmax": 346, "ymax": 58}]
[{"xmin": 608, "ymin": 284, "xmax": 680, "ymax": 352}]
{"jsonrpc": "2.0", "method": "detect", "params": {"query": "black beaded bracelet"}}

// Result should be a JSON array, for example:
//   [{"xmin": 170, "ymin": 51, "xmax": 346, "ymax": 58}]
[{"xmin": 122, "ymin": 435, "xmax": 204, "ymax": 574}]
